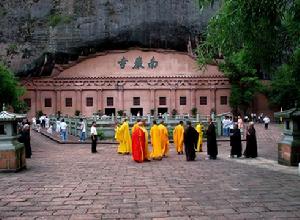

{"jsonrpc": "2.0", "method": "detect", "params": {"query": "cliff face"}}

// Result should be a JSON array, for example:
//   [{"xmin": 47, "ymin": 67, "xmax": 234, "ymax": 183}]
[{"xmin": 0, "ymin": 0, "xmax": 219, "ymax": 76}]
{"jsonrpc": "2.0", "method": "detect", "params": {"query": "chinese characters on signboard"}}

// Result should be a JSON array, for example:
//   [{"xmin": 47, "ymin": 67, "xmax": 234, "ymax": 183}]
[{"xmin": 118, "ymin": 56, "xmax": 158, "ymax": 69}]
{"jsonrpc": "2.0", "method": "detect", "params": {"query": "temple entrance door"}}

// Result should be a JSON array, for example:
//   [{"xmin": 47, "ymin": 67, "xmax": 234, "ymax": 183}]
[
  {"xmin": 105, "ymin": 108, "xmax": 116, "ymax": 116},
  {"xmin": 131, "ymin": 108, "xmax": 143, "ymax": 116},
  {"xmin": 157, "ymin": 108, "xmax": 168, "ymax": 115}
]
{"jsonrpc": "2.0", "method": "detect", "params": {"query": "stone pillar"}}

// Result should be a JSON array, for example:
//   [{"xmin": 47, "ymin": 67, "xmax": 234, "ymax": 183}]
[
  {"xmin": 150, "ymin": 89, "xmax": 156, "ymax": 111},
  {"xmin": 56, "ymin": 90, "xmax": 61, "ymax": 113},
  {"xmin": 210, "ymin": 86, "xmax": 216, "ymax": 113},
  {"xmin": 35, "ymin": 90, "xmax": 41, "ymax": 112},
  {"xmin": 120, "ymin": 89, "xmax": 124, "ymax": 110},
  {"xmin": 191, "ymin": 89, "xmax": 196, "ymax": 108},
  {"xmin": 97, "ymin": 90, "xmax": 102, "ymax": 111},
  {"xmin": 76, "ymin": 90, "xmax": 82, "ymax": 112},
  {"xmin": 170, "ymin": 89, "xmax": 176, "ymax": 112}
]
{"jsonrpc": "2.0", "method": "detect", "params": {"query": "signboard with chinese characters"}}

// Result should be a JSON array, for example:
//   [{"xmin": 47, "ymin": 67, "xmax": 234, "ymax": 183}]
[{"xmin": 118, "ymin": 56, "xmax": 158, "ymax": 69}]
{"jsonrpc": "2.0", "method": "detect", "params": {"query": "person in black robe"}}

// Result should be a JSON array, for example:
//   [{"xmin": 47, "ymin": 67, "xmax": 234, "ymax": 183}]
[
  {"xmin": 206, "ymin": 118, "xmax": 218, "ymax": 159},
  {"xmin": 184, "ymin": 121, "xmax": 198, "ymax": 161},
  {"xmin": 230, "ymin": 123, "xmax": 242, "ymax": 158},
  {"xmin": 244, "ymin": 122, "xmax": 258, "ymax": 158},
  {"xmin": 21, "ymin": 124, "xmax": 32, "ymax": 158}
]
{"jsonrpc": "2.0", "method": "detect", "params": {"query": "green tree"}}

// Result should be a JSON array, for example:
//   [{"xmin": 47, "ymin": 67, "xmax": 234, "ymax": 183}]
[
  {"xmin": 269, "ymin": 0, "xmax": 300, "ymax": 109},
  {"xmin": 196, "ymin": 0, "xmax": 299, "ymax": 112},
  {"xmin": 0, "ymin": 63, "xmax": 26, "ymax": 112}
]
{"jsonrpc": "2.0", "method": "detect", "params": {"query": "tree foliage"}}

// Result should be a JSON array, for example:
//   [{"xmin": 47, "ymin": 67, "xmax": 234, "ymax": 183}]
[
  {"xmin": 196, "ymin": 0, "xmax": 300, "ymax": 112},
  {"xmin": 269, "ymin": 0, "xmax": 300, "ymax": 108},
  {"xmin": 0, "ymin": 63, "xmax": 27, "ymax": 113}
]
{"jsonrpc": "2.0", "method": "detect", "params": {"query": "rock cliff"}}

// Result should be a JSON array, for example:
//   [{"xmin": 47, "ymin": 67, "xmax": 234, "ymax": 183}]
[{"xmin": 0, "ymin": 0, "xmax": 219, "ymax": 76}]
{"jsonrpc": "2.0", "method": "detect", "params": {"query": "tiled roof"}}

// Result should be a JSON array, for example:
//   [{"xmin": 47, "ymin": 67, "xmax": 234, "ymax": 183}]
[{"xmin": 0, "ymin": 111, "xmax": 26, "ymax": 121}]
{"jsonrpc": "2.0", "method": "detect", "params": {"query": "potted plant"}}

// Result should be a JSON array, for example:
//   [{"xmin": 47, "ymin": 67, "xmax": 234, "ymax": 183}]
[
  {"xmin": 75, "ymin": 110, "xmax": 80, "ymax": 116},
  {"xmin": 150, "ymin": 109, "xmax": 155, "ymax": 116},
  {"xmin": 191, "ymin": 107, "xmax": 197, "ymax": 117},
  {"xmin": 117, "ymin": 110, "xmax": 124, "ymax": 117},
  {"xmin": 171, "ymin": 109, "xmax": 177, "ymax": 118}
]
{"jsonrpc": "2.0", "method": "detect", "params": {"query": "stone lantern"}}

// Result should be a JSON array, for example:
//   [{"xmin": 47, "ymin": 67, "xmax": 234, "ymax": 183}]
[
  {"xmin": 274, "ymin": 108, "xmax": 300, "ymax": 166},
  {"xmin": 0, "ymin": 111, "xmax": 26, "ymax": 171}
]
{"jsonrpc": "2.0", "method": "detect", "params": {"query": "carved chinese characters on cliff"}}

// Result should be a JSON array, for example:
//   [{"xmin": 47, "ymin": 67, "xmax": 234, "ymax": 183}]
[
  {"xmin": 118, "ymin": 56, "xmax": 158, "ymax": 69},
  {"xmin": 118, "ymin": 56, "xmax": 128, "ymax": 69},
  {"xmin": 148, "ymin": 56, "xmax": 158, "ymax": 69}
]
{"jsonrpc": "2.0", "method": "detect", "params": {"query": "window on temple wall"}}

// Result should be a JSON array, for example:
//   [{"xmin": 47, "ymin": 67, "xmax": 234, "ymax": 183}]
[
  {"xmin": 159, "ymin": 97, "xmax": 166, "ymax": 105},
  {"xmin": 65, "ymin": 98, "xmax": 72, "ymax": 107},
  {"xmin": 24, "ymin": 98, "xmax": 31, "ymax": 108},
  {"xmin": 86, "ymin": 97, "xmax": 93, "ymax": 107},
  {"xmin": 107, "ymin": 97, "xmax": 114, "ymax": 106},
  {"xmin": 220, "ymin": 96, "xmax": 228, "ymax": 105},
  {"xmin": 44, "ymin": 98, "xmax": 52, "ymax": 107},
  {"xmin": 133, "ymin": 97, "xmax": 140, "ymax": 106},
  {"xmin": 200, "ymin": 96, "xmax": 207, "ymax": 105},
  {"xmin": 180, "ymin": 96, "xmax": 187, "ymax": 105}
]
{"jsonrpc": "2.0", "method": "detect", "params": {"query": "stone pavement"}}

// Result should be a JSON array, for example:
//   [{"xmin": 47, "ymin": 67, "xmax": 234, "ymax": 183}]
[{"xmin": 0, "ymin": 123, "xmax": 299, "ymax": 220}]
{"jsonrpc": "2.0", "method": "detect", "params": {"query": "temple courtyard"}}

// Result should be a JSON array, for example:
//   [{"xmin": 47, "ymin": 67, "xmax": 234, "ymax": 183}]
[{"xmin": 0, "ymin": 123, "xmax": 300, "ymax": 220}]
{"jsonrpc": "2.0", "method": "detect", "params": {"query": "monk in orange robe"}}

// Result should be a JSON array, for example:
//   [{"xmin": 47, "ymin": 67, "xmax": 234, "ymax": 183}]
[{"xmin": 131, "ymin": 122, "xmax": 146, "ymax": 163}]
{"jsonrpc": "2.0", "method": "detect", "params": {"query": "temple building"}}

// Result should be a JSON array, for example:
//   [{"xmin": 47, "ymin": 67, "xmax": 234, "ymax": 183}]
[{"xmin": 21, "ymin": 49, "xmax": 232, "ymax": 118}]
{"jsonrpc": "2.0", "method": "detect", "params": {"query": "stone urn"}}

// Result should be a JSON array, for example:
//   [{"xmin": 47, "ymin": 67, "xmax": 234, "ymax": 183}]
[
  {"xmin": 274, "ymin": 108, "xmax": 300, "ymax": 166},
  {"xmin": 0, "ymin": 111, "xmax": 26, "ymax": 172}
]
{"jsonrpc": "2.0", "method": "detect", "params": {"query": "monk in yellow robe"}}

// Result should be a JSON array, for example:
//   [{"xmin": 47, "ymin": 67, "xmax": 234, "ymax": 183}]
[
  {"xmin": 196, "ymin": 123, "xmax": 203, "ymax": 152},
  {"xmin": 173, "ymin": 121, "xmax": 184, "ymax": 154},
  {"xmin": 114, "ymin": 122, "xmax": 121, "ymax": 142},
  {"xmin": 150, "ymin": 120, "xmax": 162, "ymax": 160},
  {"xmin": 116, "ymin": 119, "xmax": 132, "ymax": 154},
  {"xmin": 158, "ymin": 121, "xmax": 169, "ymax": 157}
]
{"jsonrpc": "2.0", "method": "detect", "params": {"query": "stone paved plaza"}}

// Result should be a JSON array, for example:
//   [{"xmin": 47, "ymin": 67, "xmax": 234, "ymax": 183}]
[{"xmin": 0, "ymin": 124, "xmax": 300, "ymax": 220}]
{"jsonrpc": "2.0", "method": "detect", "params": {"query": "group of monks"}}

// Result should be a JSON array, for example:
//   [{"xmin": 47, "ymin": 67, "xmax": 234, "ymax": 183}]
[{"xmin": 114, "ymin": 118, "xmax": 206, "ymax": 163}]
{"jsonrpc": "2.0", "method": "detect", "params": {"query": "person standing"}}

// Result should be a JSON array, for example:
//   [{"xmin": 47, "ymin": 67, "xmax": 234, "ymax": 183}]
[
  {"xmin": 140, "ymin": 119, "xmax": 150, "ymax": 161},
  {"xmin": 56, "ymin": 118, "xmax": 61, "ymax": 134},
  {"xmin": 131, "ymin": 119, "xmax": 141, "ymax": 134},
  {"xmin": 21, "ymin": 124, "xmax": 32, "ymax": 158},
  {"xmin": 184, "ymin": 121, "xmax": 198, "ymax": 161},
  {"xmin": 222, "ymin": 116, "xmax": 229, "ymax": 137},
  {"xmin": 173, "ymin": 121, "xmax": 184, "ymax": 154},
  {"xmin": 45, "ymin": 116, "xmax": 50, "ymax": 129},
  {"xmin": 79, "ymin": 118, "xmax": 86, "ymax": 142},
  {"xmin": 206, "ymin": 118, "xmax": 218, "ymax": 159},
  {"xmin": 150, "ymin": 120, "xmax": 162, "ymax": 160},
  {"xmin": 263, "ymin": 116, "xmax": 270, "ymax": 129},
  {"xmin": 237, "ymin": 116, "xmax": 244, "ymax": 135},
  {"xmin": 158, "ymin": 121, "xmax": 169, "ymax": 157},
  {"xmin": 132, "ymin": 121, "xmax": 146, "ymax": 162},
  {"xmin": 230, "ymin": 123, "xmax": 242, "ymax": 158},
  {"xmin": 60, "ymin": 119, "xmax": 68, "ymax": 142},
  {"xmin": 36, "ymin": 117, "xmax": 41, "ymax": 132},
  {"xmin": 244, "ymin": 122, "xmax": 258, "ymax": 158},
  {"xmin": 90, "ymin": 121, "xmax": 98, "ymax": 153},
  {"xmin": 196, "ymin": 122, "xmax": 203, "ymax": 152},
  {"xmin": 116, "ymin": 118, "xmax": 132, "ymax": 154}
]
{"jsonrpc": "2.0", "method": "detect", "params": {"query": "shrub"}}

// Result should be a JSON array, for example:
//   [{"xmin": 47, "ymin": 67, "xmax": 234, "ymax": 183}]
[
  {"xmin": 97, "ymin": 129, "xmax": 105, "ymax": 140},
  {"xmin": 117, "ymin": 110, "xmax": 124, "ymax": 116},
  {"xmin": 191, "ymin": 107, "xmax": 197, "ymax": 116},
  {"xmin": 75, "ymin": 110, "xmax": 80, "ymax": 116},
  {"xmin": 171, "ymin": 109, "xmax": 177, "ymax": 117},
  {"xmin": 48, "ymin": 13, "xmax": 73, "ymax": 27},
  {"xmin": 36, "ymin": 110, "xmax": 44, "ymax": 118}
]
